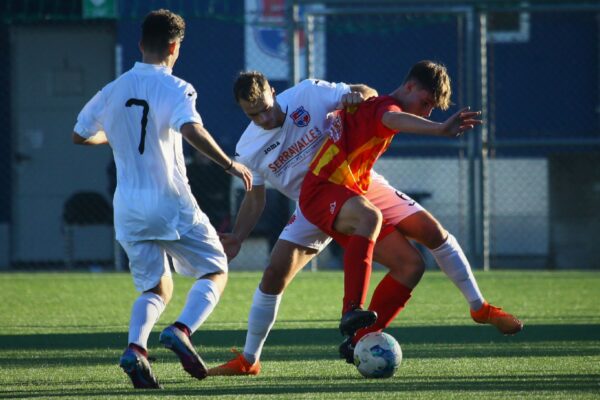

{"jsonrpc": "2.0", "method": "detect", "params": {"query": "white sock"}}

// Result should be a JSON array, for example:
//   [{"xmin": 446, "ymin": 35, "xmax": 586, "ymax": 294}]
[
  {"xmin": 128, "ymin": 292, "xmax": 166, "ymax": 349},
  {"xmin": 431, "ymin": 234, "xmax": 485, "ymax": 311},
  {"xmin": 243, "ymin": 287, "xmax": 282, "ymax": 364},
  {"xmin": 176, "ymin": 279, "xmax": 220, "ymax": 334}
]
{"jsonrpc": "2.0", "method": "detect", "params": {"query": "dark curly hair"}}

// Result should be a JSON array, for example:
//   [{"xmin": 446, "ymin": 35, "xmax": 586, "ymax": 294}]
[{"xmin": 141, "ymin": 9, "xmax": 185, "ymax": 56}]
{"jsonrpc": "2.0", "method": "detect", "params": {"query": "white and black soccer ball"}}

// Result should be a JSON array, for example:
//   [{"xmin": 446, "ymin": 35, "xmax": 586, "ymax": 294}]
[{"xmin": 353, "ymin": 332, "xmax": 402, "ymax": 379}]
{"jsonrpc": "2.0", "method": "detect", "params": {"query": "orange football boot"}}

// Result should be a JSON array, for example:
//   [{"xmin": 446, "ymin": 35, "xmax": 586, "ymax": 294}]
[
  {"xmin": 471, "ymin": 302, "xmax": 523, "ymax": 335},
  {"xmin": 208, "ymin": 349, "xmax": 261, "ymax": 376}
]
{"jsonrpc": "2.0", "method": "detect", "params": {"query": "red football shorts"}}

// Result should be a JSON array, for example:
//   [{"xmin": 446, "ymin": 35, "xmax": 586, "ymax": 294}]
[{"xmin": 299, "ymin": 172, "xmax": 394, "ymax": 248}]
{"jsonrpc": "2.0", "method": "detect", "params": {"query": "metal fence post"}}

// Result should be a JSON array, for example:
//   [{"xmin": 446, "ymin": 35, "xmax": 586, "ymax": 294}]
[
  {"xmin": 286, "ymin": 0, "xmax": 301, "ymax": 86},
  {"xmin": 478, "ymin": 10, "xmax": 491, "ymax": 271},
  {"xmin": 465, "ymin": 7, "xmax": 482, "ymax": 269}
]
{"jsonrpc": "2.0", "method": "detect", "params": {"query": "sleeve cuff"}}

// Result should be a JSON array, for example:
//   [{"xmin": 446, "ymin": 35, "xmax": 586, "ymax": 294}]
[
  {"xmin": 174, "ymin": 116, "xmax": 203, "ymax": 133},
  {"xmin": 73, "ymin": 122, "xmax": 93, "ymax": 138}
]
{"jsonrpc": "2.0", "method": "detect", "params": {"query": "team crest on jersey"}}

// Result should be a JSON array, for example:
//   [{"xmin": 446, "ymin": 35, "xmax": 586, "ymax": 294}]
[{"xmin": 290, "ymin": 106, "xmax": 311, "ymax": 127}]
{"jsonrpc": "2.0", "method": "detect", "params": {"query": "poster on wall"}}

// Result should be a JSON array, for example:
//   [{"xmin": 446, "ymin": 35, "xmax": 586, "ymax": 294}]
[{"xmin": 245, "ymin": 0, "xmax": 325, "ymax": 81}]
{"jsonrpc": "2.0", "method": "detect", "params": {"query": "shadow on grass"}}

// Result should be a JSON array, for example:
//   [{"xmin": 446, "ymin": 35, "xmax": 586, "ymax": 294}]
[
  {"xmin": 1, "ymin": 323, "xmax": 598, "ymax": 349},
  {"xmin": 1, "ymin": 373, "xmax": 599, "ymax": 398},
  {"xmin": 1, "ymin": 325, "xmax": 599, "ymax": 398},
  {"xmin": 0, "ymin": 324, "xmax": 598, "ymax": 367}
]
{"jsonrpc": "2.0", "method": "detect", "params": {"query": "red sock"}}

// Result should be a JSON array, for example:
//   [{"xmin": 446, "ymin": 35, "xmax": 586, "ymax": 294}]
[
  {"xmin": 352, "ymin": 274, "xmax": 412, "ymax": 344},
  {"xmin": 342, "ymin": 235, "xmax": 375, "ymax": 314},
  {"xmin": 128, "ymin": 343, "xmax": 148, "ymax": 358},
  {"xmin": 174, "ymin": 322, "xmax": 191, "ymax": 337}
]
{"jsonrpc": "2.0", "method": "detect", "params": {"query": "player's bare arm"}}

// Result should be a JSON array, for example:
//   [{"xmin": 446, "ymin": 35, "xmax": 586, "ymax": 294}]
[
  {"xmin": 381, "ymin": 108, "xmax": 482, "ymax": 137},
  {"xmin": 219, "ymin": 185, "xmax": 266, "ymax": 260},
  {"xmin": 71, "ymin": 131, "xmax": 108, "ymax": 145},
  {"xmin": 181, "ymin": 122, "xmax": 253, "ymax": 191}
]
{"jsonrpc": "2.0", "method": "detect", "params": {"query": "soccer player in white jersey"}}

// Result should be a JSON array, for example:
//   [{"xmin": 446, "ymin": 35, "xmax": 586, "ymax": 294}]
[
  {"xmin": 208, "ymin": 71, "xmax": 522, "ymax": 375},
  {"xmin": 72, "ymin": 9, "xmax": 252, "ymax": 389}
]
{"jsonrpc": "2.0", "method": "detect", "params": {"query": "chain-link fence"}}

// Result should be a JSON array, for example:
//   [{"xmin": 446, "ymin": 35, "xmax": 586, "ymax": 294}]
[
  {"xmin": 0, "ymin": 0, "xmax": 598, "ymax": 270},
  {"xmin": 483, "ymin": 4, "xmax": 600, "ymax": 270},
  {"xmin": 295, "ymin": 4, "xmax": 475, "ymax": 271},
  {"xmin": 294, "ymin": 0, "xmax": 600, "ymax": 269}
]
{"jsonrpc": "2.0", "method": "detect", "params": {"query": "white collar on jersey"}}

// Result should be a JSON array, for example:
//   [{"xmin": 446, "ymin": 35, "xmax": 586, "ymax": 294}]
[
  {"xmin": 265, "ymin": 105, "xmax": 289, "ymax": 133},
  {"xmin": 133, "ymin": 62, "xmax": 173, "ymax": 75}
]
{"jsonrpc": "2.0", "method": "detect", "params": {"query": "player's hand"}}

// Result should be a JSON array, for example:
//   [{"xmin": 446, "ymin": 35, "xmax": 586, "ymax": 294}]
[
  {"xmin": 337, "ymin": 91, "xmax": 365, "ymax": 112},
  {"xmin": 218, "ymin": 232, "xmax": 242, "ymax": 261},
  {"xmin": 440, "ymin": 107, "xmax": 482, "ymax": 137},
  {"xmin": 226, "ymin": 161, "xmax": 253, "ymax": 191}
]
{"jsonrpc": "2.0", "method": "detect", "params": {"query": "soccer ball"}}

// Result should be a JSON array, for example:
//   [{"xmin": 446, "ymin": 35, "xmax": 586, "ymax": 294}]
[{"xmin": 353, "ymin": 332, "xmax": 402, "ymax": 379}]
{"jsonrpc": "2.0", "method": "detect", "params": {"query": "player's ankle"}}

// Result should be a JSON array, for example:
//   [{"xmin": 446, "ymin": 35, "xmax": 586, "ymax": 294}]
[
  {"xmin": 242, "ymin": 352, "xmax": 257, "ymax": 365},
  {"xmin": 173, "ymin": 322, "xmax": 191, "ymax": 337},
  {"xmin": 128, "ymin": 343, "xmax": 148, "ymax": 358},
  {"xmin": 470, "ymin": 300, "xmax": 486, "ymax": 312}
]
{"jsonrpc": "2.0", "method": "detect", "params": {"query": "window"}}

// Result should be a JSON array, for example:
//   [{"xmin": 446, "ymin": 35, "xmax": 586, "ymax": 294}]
[{"xmin": 487, "ymin": 4, "xmax": 530, "ymax": 43}]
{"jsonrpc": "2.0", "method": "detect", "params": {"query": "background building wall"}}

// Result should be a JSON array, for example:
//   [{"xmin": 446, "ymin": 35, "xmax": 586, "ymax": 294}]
[{"xmin": 0, "ymin": 0, "xmax": 597, "ymax": 269}]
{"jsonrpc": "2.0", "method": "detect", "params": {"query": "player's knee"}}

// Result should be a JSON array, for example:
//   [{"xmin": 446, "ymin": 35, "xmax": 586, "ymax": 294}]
[
  {"xmin": 197, "ymin": 271, "xmax": 228, "ymax": 295},
  {"xmin": 362, "ymin": 204, "xmax": 383, "ymax": 228}
]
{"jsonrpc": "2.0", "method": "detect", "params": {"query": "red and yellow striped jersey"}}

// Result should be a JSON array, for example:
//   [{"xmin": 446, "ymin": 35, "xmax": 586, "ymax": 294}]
[{"xmin": 308, "ymin": 96, "xmax": 402, "ymax": 194}]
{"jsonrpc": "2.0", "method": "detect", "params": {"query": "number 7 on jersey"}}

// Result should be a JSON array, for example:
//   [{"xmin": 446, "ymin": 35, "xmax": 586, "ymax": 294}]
[{"xmin": 125, "ymin": 98, "xmax": 149, "ymax": 154}]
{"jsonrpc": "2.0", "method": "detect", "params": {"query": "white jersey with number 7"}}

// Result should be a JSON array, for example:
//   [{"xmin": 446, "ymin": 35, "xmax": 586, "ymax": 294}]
[{"xmin": 74, "ymin": 62, "xmax": 204, "ymax": 242}]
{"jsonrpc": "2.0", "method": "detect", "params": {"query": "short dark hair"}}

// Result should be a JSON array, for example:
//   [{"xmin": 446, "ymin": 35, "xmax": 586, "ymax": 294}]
[
  {"xmin": 141, "ymin": 9, "xmax": 185, "ymax": 56},
  {"xmin": 404, "ymin": 60, "xmax": 452, "ymax": 110},
  {"xmin": 233, "ymin": 71, "xmax": 270, "ymax": 103}
]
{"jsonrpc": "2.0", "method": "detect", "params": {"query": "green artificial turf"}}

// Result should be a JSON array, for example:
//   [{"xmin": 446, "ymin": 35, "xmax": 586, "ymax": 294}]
[{"xmin": 0, "ymin": 270, "xmax": 598, "ymax": 399}]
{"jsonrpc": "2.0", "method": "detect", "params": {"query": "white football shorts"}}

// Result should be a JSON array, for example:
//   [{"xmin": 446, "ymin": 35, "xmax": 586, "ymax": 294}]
[
  {"xmin": 366, "ymin": 172, "xmax": 426, "ymax": 226},
  {"xmin": 279, "ymin": 173, "xmax": 425, "ymax": 251},
  {"xmin": 119, "ymin": 213, "xmax": 227, "ymax": 292}
]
